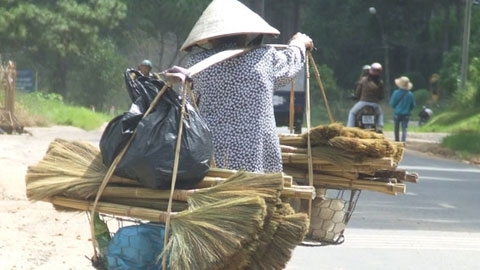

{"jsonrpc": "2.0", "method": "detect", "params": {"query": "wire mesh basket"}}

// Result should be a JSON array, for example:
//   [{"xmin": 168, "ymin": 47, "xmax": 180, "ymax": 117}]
[{"xmin": 294, "ymin": 187, "xmax": 361, "ymax": 246}]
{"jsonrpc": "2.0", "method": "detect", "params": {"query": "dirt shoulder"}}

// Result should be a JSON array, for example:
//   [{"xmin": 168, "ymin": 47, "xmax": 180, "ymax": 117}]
[{"xmin": 0, "ymin": 126, "xmax": 104, "ymax": 270}]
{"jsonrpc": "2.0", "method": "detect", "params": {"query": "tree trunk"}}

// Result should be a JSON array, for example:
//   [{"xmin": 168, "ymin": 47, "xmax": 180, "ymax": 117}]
[
  {"xmin": 53, "ymin": 56, "xmax": 68, "ymax": 98},
  {"xmin": 442, "ymin": 2, "xmax": 450, "ymax": 53}
]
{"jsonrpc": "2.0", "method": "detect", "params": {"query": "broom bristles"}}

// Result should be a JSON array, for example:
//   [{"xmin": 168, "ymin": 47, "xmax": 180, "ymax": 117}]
[
  {"xmin": 25, "ymin": 138, "xmax": 108, "ymax": 200},
  {"xmin": 164, "ymin": 196, "xmax": 267, "ymax": 270},
  {"xmin": 251, "ymin": 213, "xmax": 309, "ymax": 269},
  {"xmin": 188, "ymin": 171, "xmax": 283, "ymax": 208}
]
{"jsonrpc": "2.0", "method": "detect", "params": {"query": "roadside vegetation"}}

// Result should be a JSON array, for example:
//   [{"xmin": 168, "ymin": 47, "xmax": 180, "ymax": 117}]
[
  {"xmin": 13, "ymin": 91, "xmax": 111, "ymax": 131},
  {"xmin": 6, "ymin": 85, "xmax": 480, "ymax": 160}
]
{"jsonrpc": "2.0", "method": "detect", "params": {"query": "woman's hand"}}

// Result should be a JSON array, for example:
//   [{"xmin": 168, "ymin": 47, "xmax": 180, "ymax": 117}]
[{"xmin": 290, "ymin": 32, "xmax": 314, "ymax": 50}]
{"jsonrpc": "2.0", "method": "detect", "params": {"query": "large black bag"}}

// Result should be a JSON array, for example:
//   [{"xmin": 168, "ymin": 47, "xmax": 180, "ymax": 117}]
[{"xmin": 100, "ymin": 69, "xmax": 213, "ymax": 189}]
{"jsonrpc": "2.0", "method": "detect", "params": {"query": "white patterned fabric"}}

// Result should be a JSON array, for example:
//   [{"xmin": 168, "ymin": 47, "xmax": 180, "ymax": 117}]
[{"xmin": 186, "ymin": 44, "xmax": 305, "ymax": 173}]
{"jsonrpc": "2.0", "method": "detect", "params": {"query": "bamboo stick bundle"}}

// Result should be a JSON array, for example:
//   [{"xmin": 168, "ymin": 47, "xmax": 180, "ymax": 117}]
[
  {"xmin": 282, "ymin": 152, "xmax": 350, "ymax": 165},
  {"xmin": 315, "ymin": 179, "xmax": 405, "ymax": 196},
  {"xmin": 339, "ymin": 127, "xmax": 385, "ymax": 139},
  {"xmin": 283, "ymin": 144, "xmax": 384, "ymax": 173},
  {"xmin": 284, "ymin": 163, "xmax": 360, "ymax": 180},
  {"xmin": 391, "ymin": 141, "xmax": 405, "ymax": 164},
  {"xmin": 302, "ymin": 123, "xmax": 385, "ymax": 146},
  {"xmin": 281, "ymin": 186, "xmax": 316, "ymax": 200},
  {"xmin": 303, "ymin": 122, "xmax": 345, "ymax": 145},
  {"xmin": 281, "ymin": 144, "xmax": 307, "ymax": 154},
  {"xmin": 25, "ymin": 139, "xmax": 298, "ymax": 202},
  {"xmin": 68, "ymin": 178, "xmax": 312, "ymax": 205},
  {"xmin": 278, "ymin": 133, "xmax": 306, "ymax": 147},
  {"xmin": 306, "ymin": 173, "xmax": 405, "ymax": 195},
  {"xmin": 205, "ymin": 167, "xmax": 292, "ymax": 184},
  {"xmin": 283, "ymin": 157, "xmax": 384, "ymax": 175},
  {"xmin": 405, "ymin": 172, "xmax": 419, "ymax": 183},
  {"xmin": 312, "ymin": 168, "xmax": 359, "ymax": 181},
  {"xmin": 282, "ymin": 152, "xmax": 396, "ymax": 171},
  {"xmin": 374, "ymin": 170, "xmax": 408, "ymax": 181},
  {"xmin": 313, "ymin": 180, "xmax": 404, "ymax": 196},
  {"xmin": 99, "ymin": 197, "xmax": 189, "ymax": 212},
  {"xmin": 61, "ymin": 183, "xmax": 314, "ymax": 214},
  {"xmin": 327, "ymin": 136, "xmax": 396, "ymax": 158},
  {"xmin": 283, "ymin": 167, "xmax": 404, "ymax": 196},
  {"xmin": 284, "ymin": 167, "xmax": 357, "ymax": 184}
]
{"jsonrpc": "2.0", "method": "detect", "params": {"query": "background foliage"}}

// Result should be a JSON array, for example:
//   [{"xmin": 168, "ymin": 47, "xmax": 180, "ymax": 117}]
[{"xmin": 1, "ymin": 0, "xmax": 480, "ymax": 121}]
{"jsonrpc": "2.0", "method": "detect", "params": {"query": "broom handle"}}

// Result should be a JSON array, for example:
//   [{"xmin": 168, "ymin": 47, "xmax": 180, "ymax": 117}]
[
  {"xmin": 52, "ymin": 196, "xmax": 177, "ymax": 222},
  {"xmin": 289, "ymin": 80, "xmax": 295, "ymax": 133},
  {"xmin": 308, "ymin": 52, "xmax": 334, "ymax": 123},
  {"xmin": 305, "ymin": 51, "xmax": 314, "ymax": 220}
]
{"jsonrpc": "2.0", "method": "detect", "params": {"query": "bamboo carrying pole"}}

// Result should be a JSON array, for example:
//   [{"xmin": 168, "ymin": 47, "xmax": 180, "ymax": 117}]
[{"xmin": 305, "ymin": 50, "xmax": 314, "ymax": 222}]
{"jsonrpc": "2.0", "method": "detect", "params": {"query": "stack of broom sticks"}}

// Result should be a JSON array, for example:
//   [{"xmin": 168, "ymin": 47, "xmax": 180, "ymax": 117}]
[
  {"xmin": 279, "ymin": 123, "xmax": 418, "ymax": 196},
  {"xmin": 25, "ymin": 138, "xmax": 313, "ymax": 270}
]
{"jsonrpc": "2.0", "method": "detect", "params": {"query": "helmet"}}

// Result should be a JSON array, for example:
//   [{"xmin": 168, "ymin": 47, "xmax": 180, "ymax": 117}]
[
  {"xmin": 370, "ymin": 62, "xmax": 382, "ymax": 71},
  {"xmin": 369, "ymin": 62, "xmax": 382, "ymax": 75},
  {"xmin": 140, "ymin": 59, "xmax": 153, "ymax": 69},
  {"xmin": 362, "ymin": 65, "xmax": 371, "ymax": 71}
]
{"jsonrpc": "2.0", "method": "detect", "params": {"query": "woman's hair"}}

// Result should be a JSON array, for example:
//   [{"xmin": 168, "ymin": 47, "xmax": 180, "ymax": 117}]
[{"xmin": 210, "ymin": 34, "xmax": 264, "ymax": 48}]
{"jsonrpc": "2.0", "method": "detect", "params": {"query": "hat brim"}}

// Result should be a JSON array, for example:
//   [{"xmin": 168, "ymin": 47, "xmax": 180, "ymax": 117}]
[
  {"xmin": 180, "ymin": 0, "xmax": 280, "ymax": 51},
  {"xmin": 395, "ymin": 79, "xmax": 413, "ymax": 90}
]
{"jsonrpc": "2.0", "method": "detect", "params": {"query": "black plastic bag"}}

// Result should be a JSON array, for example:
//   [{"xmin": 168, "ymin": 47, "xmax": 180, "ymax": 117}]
[{"xmin": 100, "ymin": 69, "xmax": 213, "ymax": 189}]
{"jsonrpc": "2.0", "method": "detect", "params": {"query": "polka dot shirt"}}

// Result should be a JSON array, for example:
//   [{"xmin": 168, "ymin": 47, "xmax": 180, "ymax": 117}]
[{"xmin": 186, "ymin": 43, "xmax": 305, "ymax": 173}]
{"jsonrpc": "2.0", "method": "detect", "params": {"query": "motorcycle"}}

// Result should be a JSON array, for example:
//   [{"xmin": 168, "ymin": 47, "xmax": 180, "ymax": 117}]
[
  {"xmin": 348, "ymin": 95, "xmax": 379, "ymax": 131},
  {"xmin": 354, "ymin": 105, "xmax": 378, "ymax": 130}
]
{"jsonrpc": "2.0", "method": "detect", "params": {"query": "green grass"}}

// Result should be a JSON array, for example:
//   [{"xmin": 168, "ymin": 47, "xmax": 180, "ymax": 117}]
[
  {"xmin": 13, "ymin": 91, "xmax": 112, "ymax": 131},
  {"xmin": 441, "ymin": 131, "xmax": 480, "ymax": 157},
  {"xmin": 418, "ymin": 108, "xmax": 480, "ymax": 156}
]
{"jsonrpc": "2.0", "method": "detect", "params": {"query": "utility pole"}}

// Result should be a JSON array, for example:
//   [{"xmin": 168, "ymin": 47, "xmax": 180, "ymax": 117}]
[
  {"xmin": 369, "ymin": 7, "xmax": 391, "ymax": 98},
  {"xmin": 460, "ymin": 0, "xmax": 473, "ymax": 90}
]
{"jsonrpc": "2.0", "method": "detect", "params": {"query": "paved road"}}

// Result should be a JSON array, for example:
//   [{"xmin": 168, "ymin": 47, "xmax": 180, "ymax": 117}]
[{"xmin": 285, "ymin": 142, "xmax": 480, "ymax": 270}]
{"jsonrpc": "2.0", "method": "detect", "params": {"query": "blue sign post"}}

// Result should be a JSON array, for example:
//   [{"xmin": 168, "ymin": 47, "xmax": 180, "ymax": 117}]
[{"xmin": 16, "ymin": 69, "xmax": 36, "ymax": 92}]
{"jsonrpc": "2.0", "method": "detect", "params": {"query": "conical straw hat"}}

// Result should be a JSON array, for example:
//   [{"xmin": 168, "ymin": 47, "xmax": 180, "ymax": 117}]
[{"xmin": 180, "ymin": 0, "xmax": 280, "ymax": 51}]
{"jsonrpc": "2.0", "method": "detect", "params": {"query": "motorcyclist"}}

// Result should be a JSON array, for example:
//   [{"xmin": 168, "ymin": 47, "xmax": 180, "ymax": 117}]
[
  {"xmin": 359, "ymin": 65, "xmax": 371, "ymax": 80},
  {"xmin": 347, "ymin": 62, "xmax": 385, "ymax": 132}
]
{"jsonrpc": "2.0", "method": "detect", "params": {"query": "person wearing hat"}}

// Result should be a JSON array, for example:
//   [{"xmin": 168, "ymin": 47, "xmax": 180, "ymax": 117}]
[
  {"xmin": 138, "ymin": 59, "xmax": 160, "ymax": 79},
  {"xmin": 180, "ymin": 0, "xmax": 313, "ymax": 173},
  {"xmin": 347, "ymin": 62, "xmax": 385, "ymax": 132},
  {"xmin": 359, "ymin": 65, "xmax": 371, "ymax": 81},
  {"xmin": 389, "ymin": 76, "xmax": 416, "ymax": 142}
]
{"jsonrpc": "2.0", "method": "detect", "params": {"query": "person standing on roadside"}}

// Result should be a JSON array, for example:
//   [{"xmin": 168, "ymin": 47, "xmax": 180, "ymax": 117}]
[
  {"xmin": 390, "ymin": 76, "xmax": 416, "ymax": 142},
  {"xmin": 179, "ymin": 0, "xmax": 313, "ymax": 173}
]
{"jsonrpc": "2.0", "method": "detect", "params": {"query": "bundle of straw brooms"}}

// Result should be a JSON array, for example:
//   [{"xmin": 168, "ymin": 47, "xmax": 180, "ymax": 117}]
[
  {"xmin": 25, "ymin": 138, "xmax": 314, "ymax": 270},
  {"xmin": 279, "ymin": 123, "xmax": 419, "ymax": 196}
]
